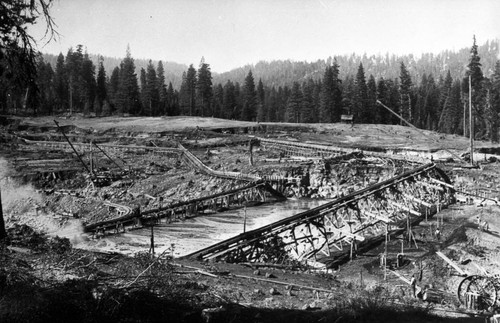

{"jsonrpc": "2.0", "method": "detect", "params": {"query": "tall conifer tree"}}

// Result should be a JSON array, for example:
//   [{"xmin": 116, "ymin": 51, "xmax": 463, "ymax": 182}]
[
  {"xmin": 117, "ymin": 46, "xmax": 140, "ymax": 115},
  {"xmin": 95, "ymin": 56, "xmax": 107, "ymax": 116},
  {"xmin": 157, "ymin": 61, "xmax": 168, "ymax": 115},
  {"xmin": 354, "ymin": 63, "xmax": 368, "ymax": 122},
  {"xmin": 241, "ymin": 70, "xmax": 257, "ymax": 121},
  {"xmin": 286, "ymin": 81, "xmax": 302, "ymax": 123},
  {"xmin": 399, "ymin": 62, "xmax": 413, "ymax": 124},
  {"xmin": 196, "ymin": 57, "xmax": 213, "ymax": 116}
]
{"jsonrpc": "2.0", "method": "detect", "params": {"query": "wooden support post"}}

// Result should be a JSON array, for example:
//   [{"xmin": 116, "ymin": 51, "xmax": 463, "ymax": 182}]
[
  {"xmin": 384, "ymin": 223, "xmax": 388, "ymax": 280},
  {"xmin": 403, "ymin": 194, "xmax": 432, "ymax": 208},
  {"xmin": 390, "ymin": 202, "xmax": 420, "ymax": 216},
  {"xmin": 243, "ymin": 206, "xmax": 247, "ymax": 233}
]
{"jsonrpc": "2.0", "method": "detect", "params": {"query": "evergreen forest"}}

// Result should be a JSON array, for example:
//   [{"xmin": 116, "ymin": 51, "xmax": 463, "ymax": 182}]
[{"xmin": 2, "ymin": 38, "xmax": 500, "ymax": 142}]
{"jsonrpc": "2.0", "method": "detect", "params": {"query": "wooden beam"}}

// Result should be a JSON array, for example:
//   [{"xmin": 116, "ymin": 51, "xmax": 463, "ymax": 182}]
[
  {"xmin": 390, "ymin": 202, "xmax": 420, "ymax": 216},
  {"xmin": 403, "ymin": 194, "xmax": 432, "ymax": 208},
  {"xmin": 329, "ymin": 227, "xmax": 365, "ymax": 242},
  {"xmin": 390, "ymin": 269, "xmax": 411, "ymax": 284},
  {"xmin": 428, "ymin": 177, "xmax": 454, "ymax": 189},
  {"xmin": 362, "ymin": 210, "xmax": 392, "ymax": 223},
  {"xmin": 435, "ymin": 251, "xmax": 467, "ymax": 276},
  {"xmin": 416, "ymin": 181, "xmax": 445, "ymax": 192}
]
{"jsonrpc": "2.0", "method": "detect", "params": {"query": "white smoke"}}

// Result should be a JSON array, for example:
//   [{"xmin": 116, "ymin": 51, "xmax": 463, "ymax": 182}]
[
  {"xmin": 0, "ymin": 157, "xmax": 85, "ymax": 244},
  {"xmin": 0, "ymin": 158, "xmax": 42, "ymax": 214}
]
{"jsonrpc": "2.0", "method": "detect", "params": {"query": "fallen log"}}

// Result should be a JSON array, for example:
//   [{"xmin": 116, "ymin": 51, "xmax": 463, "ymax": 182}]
[{"xmin": 422, "ymin": 288, "xmax": 443, "ymax": 303}]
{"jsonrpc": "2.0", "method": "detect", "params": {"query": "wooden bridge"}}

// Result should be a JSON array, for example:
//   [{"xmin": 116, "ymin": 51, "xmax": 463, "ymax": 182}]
[{"xmin": 181, "ymin": 163, "xmax": 454, "ymax": 267}]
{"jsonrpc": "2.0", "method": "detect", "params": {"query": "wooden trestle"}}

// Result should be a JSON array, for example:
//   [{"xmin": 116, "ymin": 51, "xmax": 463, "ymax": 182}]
[
  {"xmin": 84, "ymin": 180, "xmax": 285, "ymax": 234},
  {"xmin": 181, "ymin": 163, "xmax": 454, "ymax": 266},
  {"xmin": 23, "ymin": 139, "xmax": 181, "ymax": 157},
  {"xmin": 255, "ymin": 136, "xmax": 428, "ymax": 163}
]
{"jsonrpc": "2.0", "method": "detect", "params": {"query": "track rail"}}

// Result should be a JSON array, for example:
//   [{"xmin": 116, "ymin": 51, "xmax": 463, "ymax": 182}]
[{"xmin": 181, "ymin": 163, "xmax": 454, "ymax": 266}]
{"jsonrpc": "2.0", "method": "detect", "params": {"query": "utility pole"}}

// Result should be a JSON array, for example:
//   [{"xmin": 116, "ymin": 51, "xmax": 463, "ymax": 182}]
[{"xmin": 469, "ymin": 74, "xmax": 474, "ymax": 166}]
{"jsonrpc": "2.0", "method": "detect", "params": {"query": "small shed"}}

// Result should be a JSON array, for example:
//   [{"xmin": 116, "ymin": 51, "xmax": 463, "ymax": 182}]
[{"xmin": 341, "ymin": 114, "xmax": 354, "ymax": 124}]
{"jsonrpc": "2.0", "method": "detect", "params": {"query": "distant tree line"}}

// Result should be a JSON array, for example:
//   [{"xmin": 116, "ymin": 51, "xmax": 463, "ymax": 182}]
[{"xmin": 1, "ymin": 37, "xmax": 500, "ymax": 142}]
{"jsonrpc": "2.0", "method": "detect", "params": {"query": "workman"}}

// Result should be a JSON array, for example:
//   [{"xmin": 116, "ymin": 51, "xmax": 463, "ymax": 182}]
[
  {"xmin": 435, "ymin": 228, "xmax": 441, "ymax": 241},
  {"xmin": 410, "ymin": 274, "xmax": 417, "ymax": 297}
]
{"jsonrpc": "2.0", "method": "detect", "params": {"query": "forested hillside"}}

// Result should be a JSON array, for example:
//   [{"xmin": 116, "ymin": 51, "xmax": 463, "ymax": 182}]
[
  {"xmin": 1, "ymin": 38, "xmax": 499, "ymax": 143},
  {"xmin": 213, "ymin": 39, "xmax": 500, "ymax": 87}
]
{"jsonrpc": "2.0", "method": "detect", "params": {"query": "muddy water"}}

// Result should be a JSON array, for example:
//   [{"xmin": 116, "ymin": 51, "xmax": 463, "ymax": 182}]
[{"xmin": 81, "ymin": 199, "xmax": 329, "ymax": 257}]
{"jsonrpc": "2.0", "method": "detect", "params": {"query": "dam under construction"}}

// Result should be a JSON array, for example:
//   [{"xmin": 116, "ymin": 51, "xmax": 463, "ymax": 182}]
[{"xmin": 2, "ymin": 115, "xmax": 500, "ymax": 317}]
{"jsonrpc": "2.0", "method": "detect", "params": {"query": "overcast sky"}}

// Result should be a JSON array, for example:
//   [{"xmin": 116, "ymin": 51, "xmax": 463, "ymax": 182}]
[{"xmin": 30, "ymin": 0, "xmax": 500, "ymax": 73}]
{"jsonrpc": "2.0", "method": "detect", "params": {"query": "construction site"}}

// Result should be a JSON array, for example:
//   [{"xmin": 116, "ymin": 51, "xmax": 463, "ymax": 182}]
[{"xmin": 2, "ymin": 114, "xmax": 500, "ymax": 322}]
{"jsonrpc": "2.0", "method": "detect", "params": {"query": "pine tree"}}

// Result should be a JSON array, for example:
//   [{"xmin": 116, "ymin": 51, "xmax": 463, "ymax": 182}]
[
  {"xmin": 354, "ymin": 63, "xmax": 368, "ymax": 122},
  {"xmin": 96, "ymin": 56, "xmax": 107, "ymax": 116},
  {"xmin": 145, "ymin": 60, "xmax": 159, "ymax": 116},
  {"xmin": 312, "ymin": 80, "xmax": 322, "ymax": 123},
  {"xmin": 342, "ymin": 76, "xmax": 355, "ymax": 117},
  {"xmin": 286, "ymin": 81, "xmax": 302, "ymax": 122},
  {"xmin": 367, "ymin": 75, "xmax": 378, "ymax": 123},
  {"xmin": 399, "ymin": 62, "xmax": 413, "ymax": 124},
  {"xmin": 241, "ymin": 70, "xmax": 257, "ymax": 121},
  {"xmin": 80, "ymin": 52, "xmax": 96, "ymax": 115},
  {"xmin": 53, "ymin": 53, "xmax": 68, "ymax": 113},
  {"xmin": 196, "ymin": 57, "xmax": 213, "ymax": 116},
  {"xmin": 266, "ymin": 87, "xmax": 278, "ymax": 122},
  {"xmin": 222, "ymin": 80, "xmax": 236, "ymax": 119},
  {"xmin": 464, "ymin": 35, "xmax": 486, "ymax": 138},
  {"xmin": 331, "ymin": 61, "xmax": 343, "ymax": 122},
  {"xmin": 139, "ymin": 68, "xmax": 147, "ymax": 114},
  {"xmin": 185, "ymin": 65, "xmax": 197, "ymax": 115},
  {"xmin": 65, "ymin": 45, "xmax": 84, "ymax": 113},
  {"xmin": 33, "ymin": 59, "xmax": 54, "ymax": 115},
  {"xmin": 108, "ymin": 66, "xmax": 121, "ymax": 112},
  {"xmin": 256, "ymin": 78, "xmax": 266, "ymax": 122},
  {"xmin": 450, "ymin": 80, "xmax": 463, "ymax": 134},
  {"xmin": 319, "ymin": 61, "xmax": 342, "ymax": 123},
  {"xmin": 234, "ymin": 82, "xmax": 242, "ymax": 119},
  {"xmin": 157, "ymin": 61, "xmax": 168, "ymax": 115},
  {"xmin": 301, "ymin": 79, "xmax": 316, "ymax": 123},
  {"xmin": 319, "ymin": 66, "xmax": 334, "ymax": 122},
  {"xmin": 117, "ymin": 45, "xmax": 140, "ymax": 115},
  {"xmin": 166, "ymin": 82, "xmax": 176, "ymax": 115},
  {"xmin": 437, "ymin": 70, "xmax": 453, "ymax": 132},
  {"xmin": 489, "ymin": 60, "xmax": 500, "ymax": 142},
  {"xmin": 213, "ymin": 83, "xmax": 224, "ymax": 118},
  {"xmin": 376, "ymin": 77, "xmax": 389, "ymax": 123},
  {"xmin": 0, "ymin": 0, "xmax": 56, "ymax": 92}
]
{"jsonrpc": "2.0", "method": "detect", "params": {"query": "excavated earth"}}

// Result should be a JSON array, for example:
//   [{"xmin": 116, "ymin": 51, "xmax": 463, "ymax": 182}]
[{"xmin": 1, "ymin": 115, "xmax": 500, "ymax": 322}]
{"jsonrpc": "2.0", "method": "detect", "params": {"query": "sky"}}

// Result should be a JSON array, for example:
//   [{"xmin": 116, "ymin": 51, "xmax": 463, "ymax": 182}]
[{"xmin": 30, "ymin": 0, "xmax": 500, "ymax": 73}]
